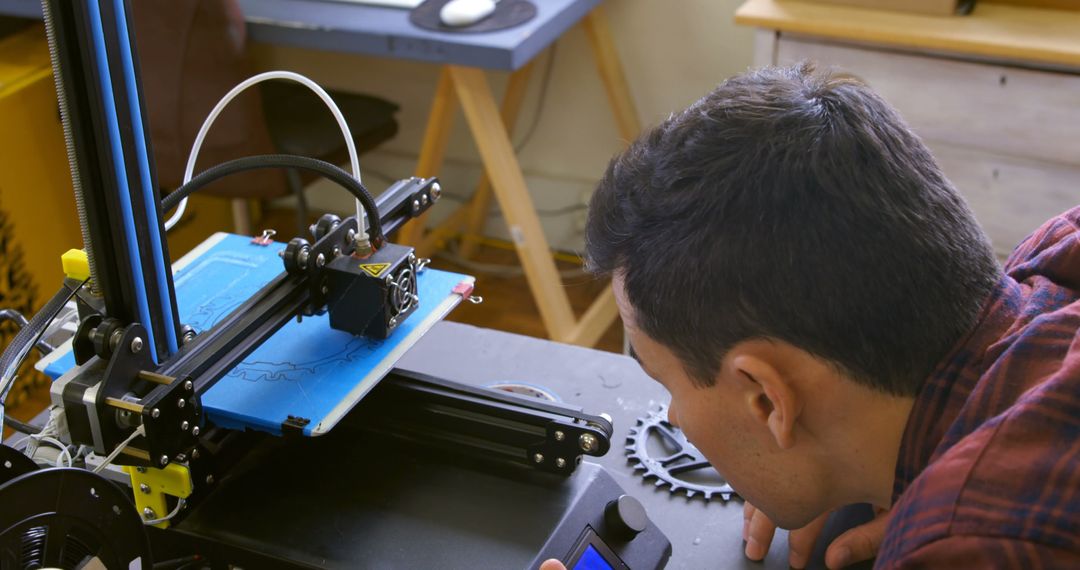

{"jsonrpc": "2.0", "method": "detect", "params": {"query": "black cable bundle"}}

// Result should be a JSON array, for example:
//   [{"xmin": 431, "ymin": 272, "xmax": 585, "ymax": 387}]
[{"xmin": 162, "ymin": 154, "xmax": 385, "ymax": 244}]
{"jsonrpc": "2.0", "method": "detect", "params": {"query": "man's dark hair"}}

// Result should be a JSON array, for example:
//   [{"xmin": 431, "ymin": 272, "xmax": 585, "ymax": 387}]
[{"xmin": 586, "ymin": 63, "xmax": 1000, "ymax": 397}]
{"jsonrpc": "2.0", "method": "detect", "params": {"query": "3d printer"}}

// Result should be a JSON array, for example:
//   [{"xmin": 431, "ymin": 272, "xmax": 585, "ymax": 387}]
[{"xmin": 0, "ymin": 1, "xmax": 672, "ymax": 568}]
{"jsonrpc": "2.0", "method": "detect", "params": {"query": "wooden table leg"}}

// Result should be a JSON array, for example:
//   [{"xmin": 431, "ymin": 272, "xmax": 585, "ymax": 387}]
[
  {"xmin": 559, "ymin": 4, "xmax": 644, "ymax": 347},
  {"xmin": 400, "ymin": 66, "xmax": 457, "ymax": 248},
  {"xmin": 583, "ymin": 5, "xmax": 642, "ymax": 140},
  {"xmin": 457, "ymin": 58, "xmax": 537, "ymax": 260},
  {"xmin": 447, "ymin": 65, "xmax": 577, "ymax": 341}
]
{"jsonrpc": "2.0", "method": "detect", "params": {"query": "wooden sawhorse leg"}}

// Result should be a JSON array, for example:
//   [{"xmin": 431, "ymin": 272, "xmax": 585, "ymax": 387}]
[
  {"xmin": 402, "ymin": 4, "xmax": 641, "ymax": 347},
  {"xmin": 402, "ymin": 61, "xmax": 536, "ymax": 258}
]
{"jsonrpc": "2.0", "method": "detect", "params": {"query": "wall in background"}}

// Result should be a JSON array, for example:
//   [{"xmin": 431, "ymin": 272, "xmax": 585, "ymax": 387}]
[{"xmin": 252, "ymin": 0, "xmax": 755, "ymax": 252}]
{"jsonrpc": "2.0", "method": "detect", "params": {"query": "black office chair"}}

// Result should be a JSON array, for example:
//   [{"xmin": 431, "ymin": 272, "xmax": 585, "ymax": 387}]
[{"xmin": 260, "ymin": 81, "xmax": 399, "ymax": 236}]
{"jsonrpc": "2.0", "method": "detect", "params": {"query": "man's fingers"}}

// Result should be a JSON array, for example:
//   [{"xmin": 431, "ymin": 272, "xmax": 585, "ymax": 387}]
[
  {"xmin": 824, "ymin": 510, "xmax": 891, "ymax": 569},
  {"xmin": 539, "ymin": 559, "xmax": 567, "ymax": 570},
  {"xmin": 742, "ymin": 502, "xmax": 757, "ymax": 542},
  {"xmin": 787, "ymin": 512, "xmax": 829, "ymax": 569},
  {"xmin": 744, "ymin": 505, "xmax": 777, "ymax": 561}
]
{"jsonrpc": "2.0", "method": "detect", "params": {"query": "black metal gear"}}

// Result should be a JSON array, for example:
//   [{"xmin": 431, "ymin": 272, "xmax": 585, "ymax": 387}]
[{"xmin": 626, "ymin": 404, "xmax": 736, "ymax": 501}]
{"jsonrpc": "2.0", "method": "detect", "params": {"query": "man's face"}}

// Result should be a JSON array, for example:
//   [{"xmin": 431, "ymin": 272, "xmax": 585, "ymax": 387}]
[{"xmin": 612, "ymin": 273, "xmax": 830, "ymax": 529}]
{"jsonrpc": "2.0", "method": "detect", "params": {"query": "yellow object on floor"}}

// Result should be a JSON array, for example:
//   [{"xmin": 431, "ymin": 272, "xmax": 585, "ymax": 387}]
[{"xmin": 0, "ymin": 25, "xmax": 82, "ymax": 307}]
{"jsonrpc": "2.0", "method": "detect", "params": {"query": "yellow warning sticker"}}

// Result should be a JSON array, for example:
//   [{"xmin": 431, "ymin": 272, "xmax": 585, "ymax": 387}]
[{"xmin": 358, "ymin": 262, "xmax": 391, "ymax": 278}]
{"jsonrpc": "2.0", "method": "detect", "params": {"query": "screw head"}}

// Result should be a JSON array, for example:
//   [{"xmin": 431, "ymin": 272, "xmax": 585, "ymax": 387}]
[
  {"xmin": 346, "ymin": 229, "xmax": 357, "ymax": 244},
  {"xmin": 316, "ymin": 253, "xmax": 326, "ymax": 268},
  {"xmin": 556, "ymin": 458, "xmax": 567, "ymax": 468},
  {"xmin": 431, "ymin": 183, "xmax": 442, "ymax": 200},
  {"xmin": 139, "ymin": 483, "xmax": 151, "ymax": 494},
  {"xmin": 181, "ymin": 421, "xmax": 190, "ymax": 431},
  {"xmin": 177, "ymin": 398, "xmax": 186, "ymax": 409},
  {"xmin": 412, "ymin": 199, "xmax": 421, "ymax": 214},
  {"xmin": 205, "ymin": 475, "xmax": 215, "ymax": 485},
  {"xmin": 579, "ymin": 433, "xmax": 599, "ymax": 453},
  {"xmin": 159, "ymin": 455, "xmax": 169, "ymax": 466},
  {"xmin": 151, "ymin": 408, "xmax": 160, "ymax": 419},
  {"xmin": 130, "ymin": 337, "xmax": 143, "ymax": 353},
  {"xmin": 143, "ymin": 507, "xmax": 156, "ymax": 519},
  {"xmin": 554, "ymin": 430, "xmax": 565, "ymax": 442},
  {"xmin": 191, "ymin": 448, "xmax": 200, "ymax": 459},
  {"xmin": 421, "ymin": 194, "xmax": 429, "ymax": 207},
  {"xmin": 192, "ymin": 426, "xmax": 200, "ymax": 436},
  {"xmin": 533, "ymin": 453, "xmax": 544, "ymax": 464},
  {"xmin": 183, "ymin": 380, "xmax": 193, "ymax": 391}
]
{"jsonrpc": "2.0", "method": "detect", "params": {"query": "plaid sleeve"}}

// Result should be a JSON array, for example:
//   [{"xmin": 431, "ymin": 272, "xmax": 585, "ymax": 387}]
[{"xmin": 885, "ymin": 534, "xmax": 1080, "ymax": 570}]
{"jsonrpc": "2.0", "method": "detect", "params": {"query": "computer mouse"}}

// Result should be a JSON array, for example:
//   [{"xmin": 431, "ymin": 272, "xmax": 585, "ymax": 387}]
[{"xmin": 439, "ymin": 0, "xmax": 497, "ymax": 27}]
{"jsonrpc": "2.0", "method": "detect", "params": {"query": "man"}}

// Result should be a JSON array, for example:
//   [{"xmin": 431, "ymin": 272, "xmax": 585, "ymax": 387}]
[{"xmin": 543, "ymin": 64, "xmax": 1080, "ymax": 568}]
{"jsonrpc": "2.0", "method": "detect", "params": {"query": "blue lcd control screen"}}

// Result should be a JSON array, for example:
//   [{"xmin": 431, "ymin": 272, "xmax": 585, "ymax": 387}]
[{"xmin": 573, "ymin": 545, "xmax": 615, "ymax": 570}]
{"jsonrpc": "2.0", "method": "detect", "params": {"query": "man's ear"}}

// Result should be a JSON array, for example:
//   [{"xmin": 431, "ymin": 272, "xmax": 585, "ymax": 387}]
[{"xmin": 732, "ymin": 351, "xmax": 799, "ymax": 450}]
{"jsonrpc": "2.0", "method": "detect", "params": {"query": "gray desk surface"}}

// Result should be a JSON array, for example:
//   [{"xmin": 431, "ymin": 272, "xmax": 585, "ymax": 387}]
[
  {"xmin": 0, "ymin": 0, "xmax": 599, "ymax": 70},
  {"xmin": 3, "ymin": 318, "xmax": 870, "ymax": 568},
  {"xmin": 398, "ymin": 321, "xmax": 798, "ymax": 569}
]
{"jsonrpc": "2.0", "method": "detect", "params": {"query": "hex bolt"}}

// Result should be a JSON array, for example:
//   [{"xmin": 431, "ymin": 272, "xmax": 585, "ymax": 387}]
[
  {"xmin": 554, "ymin": 430, "xmax": 565, "ymax": 442},
  {"xmin": 316, "ymin": 253, "xmax": 326, "ymax": 268},
  {"xmin": 181, "ymin": 421, "xmax": 190, "ymax": 431},
  {"xmin": 130, "ymin": 337, "xmax": 143, "ymax": 353},
  {"xmin": 177, "ymin": 398, "xmax": 186, "ymax": 409},
  {"xmin": 533, "ymin": 453, "xmax": 544, "ymax": 464},
  {"xmin": 431, "ymin": 183, "xmax": 442, "ymax": 200},
  {"xmin": 159, "ymin": 455, "xmax": 169, "ymax": 467},
  {"xmin": 579, "ymin": 433, "xmax": 598, "ymax": 453},
  {"xmin": 143, "ymin": 507, "xmax": 156, "ymax": 519},
  {"xmin": 184, "ymin": 380, "xmax": 193, "ymax": 392},
  {"xmin": 151, "ymin": 408, "xmax": 160, "ymax": 419},
  {"xmin": 556, "ymin": 458, "xmax": 567, "ymax": 468},
  {"xmin": 192, "ymin": 426, "xmax": 201, "ymax": 436},
  {"xmin": 139, "ymin": 483, "xmax": 151, "ymax": 495}
]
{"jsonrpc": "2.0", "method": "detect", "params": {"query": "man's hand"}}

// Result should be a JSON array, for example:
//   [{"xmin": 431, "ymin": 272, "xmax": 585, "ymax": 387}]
[{"xmin": 743, "ymin": 502, "xmax": 891, "ymax": 569}]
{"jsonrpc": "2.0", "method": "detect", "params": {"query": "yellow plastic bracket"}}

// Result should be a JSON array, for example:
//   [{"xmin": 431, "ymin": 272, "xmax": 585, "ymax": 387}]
[
  {"xmin": 61, "ymin": 248, "xmax": 90, "ymax": 281},
  {"xmin": 123, "ymin": 463, "xmax": 193, "ymax": 529}
]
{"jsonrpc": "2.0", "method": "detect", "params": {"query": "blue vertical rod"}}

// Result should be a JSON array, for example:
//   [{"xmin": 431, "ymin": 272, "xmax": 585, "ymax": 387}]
[
  {"xmin": 111, "ymin": 0, "xmax": 179, "ymax": 355},
  {"xmin": 85, "ymin": 0, "xmax": 159, "ymax": 362}
]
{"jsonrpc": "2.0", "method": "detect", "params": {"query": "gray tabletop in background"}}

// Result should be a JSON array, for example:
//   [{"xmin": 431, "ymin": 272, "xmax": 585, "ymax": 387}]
[
  {"xmin": 0, "ymin": 0, "xmax": 599, "ymax": 70},
  {"xmin": 398, "ymin": 321, "xmax": 798, "ymax": 569}
]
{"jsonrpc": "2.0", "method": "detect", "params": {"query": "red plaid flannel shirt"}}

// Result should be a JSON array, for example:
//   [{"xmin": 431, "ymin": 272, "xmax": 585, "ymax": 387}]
[{"xmin": 877, "ymin": 208, "xmax": 1080, "ymax": 568}]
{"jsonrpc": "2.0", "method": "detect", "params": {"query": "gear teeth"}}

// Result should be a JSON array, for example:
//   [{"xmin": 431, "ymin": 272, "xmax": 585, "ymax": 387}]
[{"xmin": 625, "ymin": 403, "xmax": 738, "ymax": 503}]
